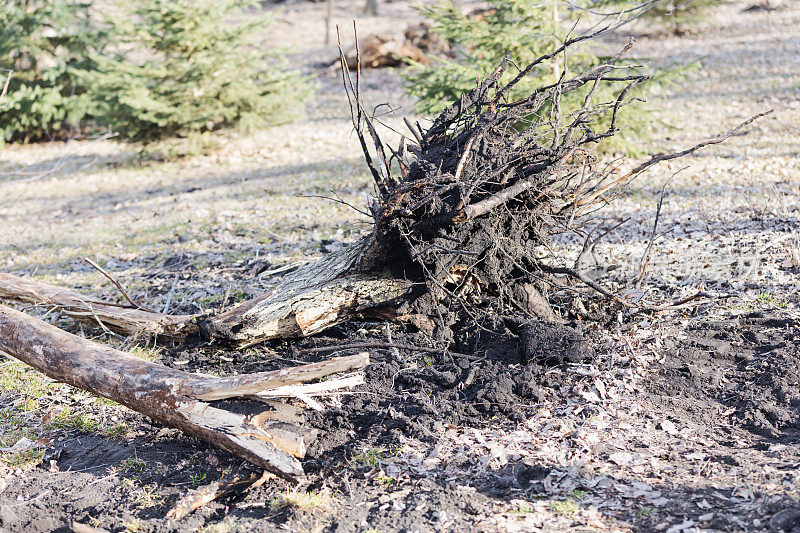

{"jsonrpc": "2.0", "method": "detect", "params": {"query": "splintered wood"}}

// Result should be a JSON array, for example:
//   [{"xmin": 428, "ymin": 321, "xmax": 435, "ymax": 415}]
[{"xmin": 0, "ymin": 303, "xmax": 367, "ymax": 479}]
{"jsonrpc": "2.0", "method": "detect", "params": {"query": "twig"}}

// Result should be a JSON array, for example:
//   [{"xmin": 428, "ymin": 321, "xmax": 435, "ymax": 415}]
[
  {"xmin": 258, "ymin": 261, "xmax": 310, "ymax": 278},
  {"xmin": 403, "ymin": 117, "xmax": 423, "ymax": 145},
  {"xmin": 636, "ymin": 169, "xmax": 684, "ymax": 288},
  {"xmin": 259, "ymin": 224, "xmax": 289, "ymax": 242},
  {"xmin": 576, "ymin": 110, "xmax": 773, "ymax": 210},
  {"xmin": 539, "ymin": 260, "xmax": 715, "ymax": 314},
  {"xmin": 632, "ymin": 292, "xmax": 714, "ymax": 314},
  {"xmin": 83, "ymin": 257, "xmax": 156, "ymax": 313},
  {"xmin": 72, "ymin": 298, "xmax": 123, "ymax": 338},
  {"xmin": 162, "ymin": 273, "xmax": 180, "ymax": 315},
  {"xmin": 304, "ymin": 341, "xmax": 474, "ymax": 359},
  {"xmin": 0, "ymin": 69, "xmax": 12, "ymax": 104},
  {"xmin": 536, "ymin": 261, "xmax": 636, "ymax": 308},
  {"xmin": 220, "ymin": 286, "xmax": 232, "ymax": 313}
]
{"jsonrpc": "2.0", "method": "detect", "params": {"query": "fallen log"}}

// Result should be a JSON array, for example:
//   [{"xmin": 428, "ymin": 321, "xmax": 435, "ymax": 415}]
[
  {"xmin": 0, "ymin": 238, "xmax": 412, "ymax": 348},
  {"xmin": 0, "ymin": 303, "xmax": 367, "ymax": 479},
  {"xmin": 0, "ymin": 272, "xmax": 197, "ymax": 340}
]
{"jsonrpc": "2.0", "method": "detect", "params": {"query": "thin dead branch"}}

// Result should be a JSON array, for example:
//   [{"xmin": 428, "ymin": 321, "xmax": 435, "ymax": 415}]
[
  {"xmin": 166, "ymin": 470, "xmax": 276, "ymax": 520},
  {"xmin": 83, "ymin": 257, "xmax": 156, "ymax": 312}
]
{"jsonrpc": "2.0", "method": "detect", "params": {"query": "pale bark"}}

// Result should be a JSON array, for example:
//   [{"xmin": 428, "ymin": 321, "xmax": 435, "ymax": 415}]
[
  {"xmin": 166, "ymin": 470, "xmax": 276, "ymax": 520},
  {"xmin": 0, "ymin": 304, "xmax": 367, "ymax": 479},
  {"xmin": 0, "ymin": 239, "xmax": 411, "ymax": 348},
  {"xmin": 200, "ymin": 237, "xmax": 412, "ymax": 347},
  {"xmin": 0, "ymin": 272, "xmax": 197, "ymax": 340}
]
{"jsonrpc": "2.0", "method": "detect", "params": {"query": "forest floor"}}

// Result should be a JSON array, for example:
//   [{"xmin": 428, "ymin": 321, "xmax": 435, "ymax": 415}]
[{"xmin": 1, "ymin": 0, "xmax": 799, "ymax": 532}]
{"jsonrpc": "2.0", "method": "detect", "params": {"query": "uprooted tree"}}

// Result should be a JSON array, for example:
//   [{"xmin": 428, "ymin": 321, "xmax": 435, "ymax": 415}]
[{"xmin": 0, "ymin": 29, "xmax": 769, "ymax": 481}]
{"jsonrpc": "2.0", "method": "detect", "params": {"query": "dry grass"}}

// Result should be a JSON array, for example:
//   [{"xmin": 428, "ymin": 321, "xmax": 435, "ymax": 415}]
[{"xmin": 271, "ymin": 489, "xmax": 334, "ymax": 513}]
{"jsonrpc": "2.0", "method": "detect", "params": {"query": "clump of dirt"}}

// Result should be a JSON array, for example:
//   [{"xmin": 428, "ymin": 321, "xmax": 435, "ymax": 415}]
[
  {"xmin": 159, "ymin": 313, "xmax": 597, "ymax": 465},
  {"xmin": 645, "ymin": 314, "xmax": 800, "ymax": 441}
]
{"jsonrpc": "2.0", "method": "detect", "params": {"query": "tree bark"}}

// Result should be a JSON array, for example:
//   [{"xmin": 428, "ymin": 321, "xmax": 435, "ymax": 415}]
[
  {"xmin": 0, "ymin": 238, "xmax": 412, "ymax": 348},
  {"xmin": 200, "ymin": 237, "xmax": 412, "ymax": 347},
  {"xmin": 0, "ymin": 273, "xmax": 197, "ymax": 340},
  {"xmin": 0, "ymin": 303, "xmax": 367, "ymax": 479}
]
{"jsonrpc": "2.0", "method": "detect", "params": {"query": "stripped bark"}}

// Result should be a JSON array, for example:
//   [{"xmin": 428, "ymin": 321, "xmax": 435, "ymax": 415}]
[
  {"xmin": 200, "ymin": 237, "xmax": 412, "ymax": 347},
  {"xmin": 0, "ymin": 272, "xmax": 197, "ymax": 340},
  {"xmin": 0, "ymin": 238, "xmax": 411, "ymax": 348},
  {"xmin": 0, "ymin": 303, "xmax": 367, "ymax": 479}
]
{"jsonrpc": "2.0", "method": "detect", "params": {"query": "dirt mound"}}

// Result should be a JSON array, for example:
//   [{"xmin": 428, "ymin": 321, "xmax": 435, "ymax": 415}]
[
  {"xmin": 304, "ymin": 320, "xmax": 593, "ymax": 460},
  {"xmin": 645, "ymin": 314, "xmax": 800, "ymax": 441}
]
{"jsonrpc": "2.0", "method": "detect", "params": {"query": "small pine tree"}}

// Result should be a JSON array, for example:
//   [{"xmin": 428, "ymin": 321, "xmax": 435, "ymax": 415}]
[
  {"xmin": 0, "ymin": 0, "xmax": 107, "ymax": 143},
  {"xmin": 403, "ymin": 0, "xmax": 667, "ymax": 152},
  {"xmin": 86, "ymin": 0, "xmax": 314, "ymax": 142}
]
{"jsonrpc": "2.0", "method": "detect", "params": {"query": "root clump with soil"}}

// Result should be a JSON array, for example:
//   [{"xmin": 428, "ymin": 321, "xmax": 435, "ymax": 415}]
[
  {"xmin": 0, "ymin": 25, "xmax": 770, "ymax": 510},
  {"xmin": 338, "ymin": 32, "xmax": 763, "ymax": 353}
]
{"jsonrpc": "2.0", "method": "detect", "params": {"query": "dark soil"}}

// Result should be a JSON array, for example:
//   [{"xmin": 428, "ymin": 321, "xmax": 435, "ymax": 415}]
[
  {"xmin": 646, "ymin": 313, "xmax": 800, "ymax": 442},
  {"xmin": 3, "ymin": 312, "xmax": 800, "ymax": 532},
  {"xmin": 639, "ymin": 313, "xmax": 800, "ymax": 532},
  {"xmin": 304, "ymin": 319, "xmax": 594, "ymax": 457}
]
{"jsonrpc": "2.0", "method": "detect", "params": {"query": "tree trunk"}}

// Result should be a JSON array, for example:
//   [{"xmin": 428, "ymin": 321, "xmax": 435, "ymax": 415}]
[
  {"xmin": 0, "ymin": 303, "xmax": 367, "ymax": 479},
  {"xmin": 0, "ymin": 238, "xmax": 412, "ymax": 348},
  {"xmin": 202, "ymin": 237, "xmax": 411, "ymax": 347},
  {"xmin": 0, "ymin": 273, "xmax": 197, "ymax": 340}
]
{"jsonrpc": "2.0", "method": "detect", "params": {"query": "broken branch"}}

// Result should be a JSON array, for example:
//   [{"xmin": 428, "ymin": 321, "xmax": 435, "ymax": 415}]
[{"xmin": 0, "ymin": 304, "xmax": 367, "ymax": 479}]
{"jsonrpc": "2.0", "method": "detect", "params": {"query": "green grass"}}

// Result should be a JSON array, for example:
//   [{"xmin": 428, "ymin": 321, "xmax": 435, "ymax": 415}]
[
  {"xmin": 550, "ymin": 498, "xmax": 580, "ymax": 518},
  {"xmin": 0, "ymin": 360, "xmax": 59, "ymax": 407},
  {"xmin": 570, "ymin": 489, "xmax": 588, "ymax": 500},
  {"xmin": 48, "ymin": 407, "xmax": 100, "ymax": 432},
  {"xmin": 93, "ymin": 396, "xmax": 120, "ymax": 407},
  {"xmin": 128, "ymin": 346, "xmax": 162, "ymax": 362},
  {"xmin": 1, "ymin": 447, "xmax": 44, "ymax": 468},
  {"xmin": 124, "ymin": 521, "xmax": 142, "ymax": 533},
  {"xmin": 189, "ymin": 472, "xmax": 207, "ymax": 487},
  {"xmin": 377, "ymin": 472, "xmax": 396, "ymax": 485},
  {"xmin": 349, "ymin": 447, "xmax": 386, "ymax": 468},
  {"xmin": 754, "ymin": 291, "xmax": 789, "ymax": 309},
  {"xmin": 103, "ymin": 423, "xmax": 130, "ymax": 439},
  {"xmin": 270, "ymin": 489, "xmax": 333, "ymax": 513},
  {"xmin": 122, "ymin": 478, "xmax": 162, "ymax": 508},
  {"xmin": 637, "ymin": 506, "xmax": 654, "ymax": 519},
  {"xmin": 119, "ymin": 457, "xmax": 147, "ymax": 476}
]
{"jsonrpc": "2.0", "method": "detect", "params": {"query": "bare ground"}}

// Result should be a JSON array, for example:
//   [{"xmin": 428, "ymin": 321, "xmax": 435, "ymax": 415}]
[{"xmin": 1, "ymin": 1, "xmax": 799, "ymax": 531}]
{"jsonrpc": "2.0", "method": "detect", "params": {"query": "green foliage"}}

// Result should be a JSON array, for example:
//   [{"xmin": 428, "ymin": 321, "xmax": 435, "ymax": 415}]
[
  {"xmin": 403, "ymin": 0, "xmax": 671, "ymax": 152},
  {"xmin": 405, "ymin": 0, "xmax": 562, "ymax": 117},
  {"xmin": 0, "ymin": 0, "xmax": 108, "ymax": 143},
  {"xmin": 602, "ymin": 0, "xmax": 725, "ymax": 32},
  {"xmin": 85, "ymin": 0, "xmax": 313, "ymax": 142}
]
